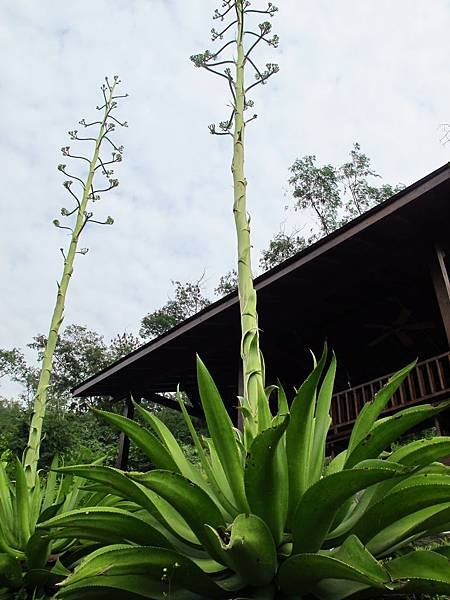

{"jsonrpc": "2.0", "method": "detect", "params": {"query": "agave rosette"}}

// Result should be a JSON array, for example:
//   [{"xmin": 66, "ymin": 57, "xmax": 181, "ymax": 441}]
[{"xmin": 38, "ymin": 348, "xmax": 450, "ymax": 599}]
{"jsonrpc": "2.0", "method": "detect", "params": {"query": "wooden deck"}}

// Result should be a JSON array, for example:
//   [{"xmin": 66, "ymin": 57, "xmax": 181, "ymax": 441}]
[{"xmin": 329, "ymin": 351, "xmax": 450, "ymax": 442}]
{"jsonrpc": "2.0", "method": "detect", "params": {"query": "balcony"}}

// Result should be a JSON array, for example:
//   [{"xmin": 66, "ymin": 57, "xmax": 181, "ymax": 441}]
[{"xmin": 329, "ymin": 351, "xmax": 450, "ymax": 442}]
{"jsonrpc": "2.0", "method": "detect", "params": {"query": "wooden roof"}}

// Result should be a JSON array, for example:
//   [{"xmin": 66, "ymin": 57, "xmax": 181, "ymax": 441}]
[{"xmin": 72, "ymin": 163, "xmax": 450, "ymax": 415}]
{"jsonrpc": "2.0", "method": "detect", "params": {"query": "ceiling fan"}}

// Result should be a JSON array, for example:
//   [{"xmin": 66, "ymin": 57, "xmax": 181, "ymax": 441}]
[{"xmin": 364, "ymin": 300, "xmax": 435, "ymax": 348}]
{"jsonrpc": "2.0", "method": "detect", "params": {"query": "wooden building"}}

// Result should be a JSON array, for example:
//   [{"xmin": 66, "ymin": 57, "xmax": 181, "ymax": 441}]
[{"xmin": 72, "ymin": 164, "xmax": 450, "ymax": 466}]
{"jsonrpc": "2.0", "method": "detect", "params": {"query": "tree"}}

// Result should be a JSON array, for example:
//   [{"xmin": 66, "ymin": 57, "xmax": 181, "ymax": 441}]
[
  {"xmin": 140, "ymin": 279, "xmax": 210, "ymax": 339},
  {"xmin": 287, "ymin": 144, "xmax": 404, "ymax": 242},
  {"xmin": 0, "ymin": 324, "xmax": 141, "ymax": 411},
  {"xmin": 0, "ymin": 348, "xmax": 37, "ymax": 402},
  {"xmin": 288, "ymin": 155, "xmax": 341, "ymax": 237},
  {"xmin": 23, "ymin": 77, "xmax": 127, "ymax": 486},
  {"xmin": 214, "ymin": 269, "xmax": 238, "ymax": 296},
  {"xmin": 339, "ymin": 142, "xmax": 404, "ymax": 222},
  {"xmin": 259, "ymin": 230, "xmax": 306, "ymax": 270}
]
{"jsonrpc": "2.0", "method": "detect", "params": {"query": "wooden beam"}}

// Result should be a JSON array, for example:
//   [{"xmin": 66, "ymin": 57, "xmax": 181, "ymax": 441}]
[
  {"xmin": 138, "ymin": 391, "xmax": 204, "ymax": 419},
  {"xmin": 431, "ymin": 244, "xmax": 450, "ymax": 348},
  {"xmin": 116, "ymin": 397, "xmax": 134, "ymax": 470}
]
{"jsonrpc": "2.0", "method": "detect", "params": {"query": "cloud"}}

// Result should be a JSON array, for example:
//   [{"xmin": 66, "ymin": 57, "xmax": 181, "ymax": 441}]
[{"xmin": 0, "ymin": 0, "xmax": 449, "ymax": 394}]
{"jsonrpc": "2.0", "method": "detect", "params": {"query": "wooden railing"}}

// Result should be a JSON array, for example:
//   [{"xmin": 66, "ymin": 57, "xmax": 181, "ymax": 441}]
[{"xmin": 330, "ymin": 351, "xmax": 450, "ymax": 437}]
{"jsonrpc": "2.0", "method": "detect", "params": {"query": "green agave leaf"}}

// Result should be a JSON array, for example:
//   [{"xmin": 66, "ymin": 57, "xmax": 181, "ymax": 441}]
[
  {"xmin": 276, "ymin": 380, "xmax": 289, "ymax": 416},
  {"xmin": 39, "ymin": 506, "xmax": 172, "ymax": 547},
  {"xmin": 36, "ymin": 498, "xmax": 65, "ymax": 524},
  {"xmin": 46, "ymin": 528, "xmax": 127, "ymax": 546},
  {"xmin": 29, "ymin": 475, "xmax": 43, "ymax": 529},
  {"xmin": 129, "ymin": 470, "xmax": 225, "ymax": 557},
  {"xmin": 286, "ymin": 344, "xmax": 327, "ymax": 521},
  {"xmin": 256, "ymin": 376, "xmax": 272, "ymax": 433},
  {"xmin": 0, "ymin": 464, "xmax": 16, "ymax": 553},
  {"xmin": 0, "ymin": 553, "xmax": 22, "ymax": 589},
  {"xmin": 142, "ymin": 488, "xmax": 201, "ymax": 546},
  {"xmin": 329, "ymin": 461, "xmax": 450, "ymax": 546},
  {"xmin": 176, "ymin": 388, "xmax": 239, "ymax": 518},
  {"xmin": 327, "ymin": 449, "xmax": 348, "ymax": 474},
  {"xmin": 57, "ymin": 575, "xmax": 205, "ymax": 600},
  {"xmin": 278, "ymin": 535, "xmax": 389, "ymax": 595},
  {"xmin": 132, "ymin": 401, "xmax": 206, "ymax": 490},
  {"xmin": 312, "ymin": 579, "xmax": 380, "ymax": 600},
  {"xmin": 310, "ymin": 352, "xmax": 337, "ymax": 485},
  {"xmin": 14, "ymin": 457, "xmax": 30, "ymax": 549},
  {"xmin": 203, "ymin": 438, "xmax": 235, "ymax": 513},
  {"xmin": 0, "ymin": 530, "xmax": 17, "ymax": 559},
  {"xmin": 367, "ymin": 502, "xmax": 450, "ymax": 555},
  {"xmin": 0, "ymin": 462, "xmax": 13, "ymax": 526},
  {"xmin": 196, "ymin": 356, "xmax": 248, "ymax": 511},
  {"xmin": 205, "ymin": 514, "xmax": 277, "ymax": 587},
  {"xmin": 326, "ymin": 485, "xmax": 387, "ymax": 546},
  {"xmin": 94, "ymin": 409, "xmax": 178, "ymax": 472},
  {"xmin": 25, "ymin": 530, "xmax": 51, "ymax": 570},
  {"xmin": 345, "ymin": 399, "xmax": 450, "ymax": 469},
  {"xmin": 388, "ymin": 435, "xmax": 450, "ymax": 466},
  {"xmin": 292, "ymin": 461, "xmax": 406, "ymax": 554},
  {"xmin": 54, "ymin": 465, "xmax": 159, "ymax": 517},
  {"xmin": 61, "ymin": 544, "xmax": 227, "ymax": 598},
  {"xmin": 352, "ymin": 473, "xmax": 450, "ymax": 543},
  {"xmin": 42, "ymin": 455, "xmax": 60, "ymax": 510},
  {"xmin": 244, "ymin": 415, "xmax": 289, "ymax": 544},
  {"xmin": 24, "ymin": 557, "xmax": 70, "ymax": 589},
  {"xmin": 385, "ymin": 549, "xmax": 450, "ymax": 595},
  {"xmin": 347, "ymin": 360, "xmax": 416, "ymax": 455}
]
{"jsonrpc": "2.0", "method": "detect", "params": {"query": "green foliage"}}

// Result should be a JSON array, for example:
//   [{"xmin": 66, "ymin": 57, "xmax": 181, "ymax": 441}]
[
  {"xmin": 41, "ymin": 351, "xmax": 450, "ymax": 599},
  {"xmin": 214, "ymin": 270, "xmax": 238, "ymax": 296},
  {"xmin": 0, "ymin": 455, "xmax": 115, "ymax": 599},
  {"xmin": 257, "ymin": 144, "xmax": 404, "ymax": 272},
  {"xmin": 140, "ymin": 280, "xmax": 210, "ymax": 340},
  {"xmin": 0, "ymin": 402, "xmax": 118, "ymax": 471},
  {"xmin": 339, "ymin": 142, "xmax": 404, "ymax": 220},
  {"xmin": 259, "ymin": 231, "xmax": 306, "ymax": 271},
  {"xmin": 0, "ymin": 396, "xmax": 201, "ymax": 476},
  {"xmin": 287, "ymin": 144, "xmax": 405, "ymax": 242},
  {"xmin": 0, "ymin": 325, "xmax": 141, "ymax": 411},
  {"xmin": 289, "ymin": 154, "xmax": 341, "ymax": 236}
]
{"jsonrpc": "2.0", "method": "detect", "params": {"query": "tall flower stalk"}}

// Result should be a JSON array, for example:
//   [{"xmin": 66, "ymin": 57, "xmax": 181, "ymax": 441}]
[
  {"xmin": 191, "ymin": 0, "xmax": 279, "ymax": 436},
  {"xmin": 23, "ymin": 76, "xmax": 128, "ymax": 487}
]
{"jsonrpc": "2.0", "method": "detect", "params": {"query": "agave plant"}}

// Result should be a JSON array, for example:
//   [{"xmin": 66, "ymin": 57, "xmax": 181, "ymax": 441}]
[
  {"xmin": 37, "ymin": 348, "xmax": 450, "ymax": 599},
  {"xmin": 0, "ymin": 455, "xmax": 119, "ymax": 598}
]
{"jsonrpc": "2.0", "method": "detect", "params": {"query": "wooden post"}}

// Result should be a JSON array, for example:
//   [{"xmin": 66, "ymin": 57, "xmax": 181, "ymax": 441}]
[
  {"xmin": 116, "ymin": 395, "xmax": 134, "ymax": 470},
  {"xmin": 431, "ymin": 244, "xmax": 450, "ymax": 348}
]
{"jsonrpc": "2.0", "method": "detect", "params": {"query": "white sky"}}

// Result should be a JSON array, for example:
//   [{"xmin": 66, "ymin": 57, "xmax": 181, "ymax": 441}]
[{"xmin": 1, "ymin": 0, "xmax": 449, "ymax": 395}]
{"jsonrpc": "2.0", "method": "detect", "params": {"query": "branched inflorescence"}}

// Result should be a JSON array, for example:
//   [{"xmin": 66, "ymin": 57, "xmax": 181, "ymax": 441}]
[
  {"xmin": 190, "ymin": 1, "xmax": 279, "ymax": 136},
  {"xmin": 54, "ymin": 75, "xmax": 128, "ymax": 251}
]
